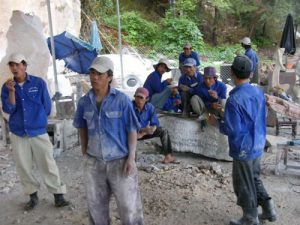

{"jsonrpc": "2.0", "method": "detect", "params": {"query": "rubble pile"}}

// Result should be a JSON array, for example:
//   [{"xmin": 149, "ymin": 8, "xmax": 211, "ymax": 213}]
[{"xmin": 0, "ymin": 146, "xmax": 18, "ymax": 194}]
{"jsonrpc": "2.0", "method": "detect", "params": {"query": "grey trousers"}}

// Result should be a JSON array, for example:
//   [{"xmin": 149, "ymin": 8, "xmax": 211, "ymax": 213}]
[
  {"xmin": 232, "ymin": 157, "xmax": 270, "ymax": 209},
  {"xmin": 190, "ymin": 95, "xmax": 225, "ymax": 117},
  {"xmin": 84, "ymin": 156, "xmax": 144, "ymax": 225}
]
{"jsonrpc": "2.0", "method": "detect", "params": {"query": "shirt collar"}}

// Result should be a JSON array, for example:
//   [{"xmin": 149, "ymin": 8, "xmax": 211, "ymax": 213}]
[
  {"xmin": 133, "ymin": 101, "xmax": 149, "ymax": 112},
  {"xmin": 229, "ymin": 82, "xmax": 250, "ymax": 96},
  {"xmin": 87, "ymin": 85, "xmax": 116, "ymax": 101}
]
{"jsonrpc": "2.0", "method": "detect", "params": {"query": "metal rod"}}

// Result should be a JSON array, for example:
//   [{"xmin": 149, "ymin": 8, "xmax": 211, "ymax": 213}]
[
  {"xmin": 46, "ymin": 0, "xmax": 59, "ymax": 93},
  {"xmin": 116, "ymin": 0, "xmax": 124, "ymax": 88}
]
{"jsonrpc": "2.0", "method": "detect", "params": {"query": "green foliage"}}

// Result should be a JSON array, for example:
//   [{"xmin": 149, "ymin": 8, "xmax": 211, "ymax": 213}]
[
  {"xmin": 202, "ymin": 44, "xmax": 241, "ymax": 63},
  {"xmin": 104, "ymin": 11, "xmax": 158, "ymax": 46},
  {"xmin": 154, "ymin": 13, "xmax": 204, "ymax": 58}
]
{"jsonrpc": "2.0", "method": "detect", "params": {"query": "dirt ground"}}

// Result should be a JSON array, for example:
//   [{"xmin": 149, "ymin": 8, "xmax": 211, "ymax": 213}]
[{"xmin": 1, "ymin": 137, "xmax": 300, "ymax": 225}]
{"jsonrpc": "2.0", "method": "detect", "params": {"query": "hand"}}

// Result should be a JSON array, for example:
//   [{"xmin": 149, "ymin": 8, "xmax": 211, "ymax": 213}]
[
  {"xmin": 146, "ymin": 126, "xmax": 156, "ymax": 135},
  {"xmin": 6, "ymin": 78, "xmax": 15, "ymax": 92},
  {"xmin": 208, "ymin": 90, "xmax": 218, "ymax": 99},
  {"xmin": 174, "ymin": 99, "xmax": 182, "ymax": 106},
  {"xmin": 137, "ymin": 130, "xmax": 146, "ymax": 139},
  {"xmin": 211, "ymin": 103, "xmax": 222, "ymax": 110},
  {"xmin": 123, "ymin": 157, "xmax": 136, "ymax": 177},
  {"xmin": 166, "ymin": 78, "xmax": 173, "ymax": 84},
  {"xmin": 180, "ymin": 84, "xmax": 190, "ymax": 92},
  {"xmin": 137, "ymin": 128, "xmax": 148, "ymax": 138}
]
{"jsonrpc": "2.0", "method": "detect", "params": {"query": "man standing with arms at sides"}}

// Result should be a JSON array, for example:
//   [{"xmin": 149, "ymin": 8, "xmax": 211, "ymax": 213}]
[
  {"xmin": 73, "ymin": 56, "xmax": 144, "ymax": 225},
  {"xmin": 241, "ymin": 37, "xmax": 258, "ymax": 82},
  {"xmin": 208, "ymin": 55, "xmax": 277, "ymax": 225},
  {"xmin": 1, "ymin": 53, "xmax": 69, "ymax": 210}
]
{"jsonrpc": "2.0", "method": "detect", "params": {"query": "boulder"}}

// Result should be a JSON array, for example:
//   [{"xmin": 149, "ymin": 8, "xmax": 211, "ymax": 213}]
[{"xmin": 159, "ymin": 114, "xmax": 232, "ymax": 161}]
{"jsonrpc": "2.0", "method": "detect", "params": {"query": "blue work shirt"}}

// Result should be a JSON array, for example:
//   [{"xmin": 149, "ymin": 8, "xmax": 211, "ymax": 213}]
[
  {"xmin": 179, "ymin": 51, "xmax": 200, "ymax": 67},
  {"xmin": 219, "ymin": 83, "xmax": 266, "ymax": 160},
  {"xmin": 132, "ymin": 101, "xmax": 160, "ymax": 128},
  {"xmin": 143, "ymin": 70, "xmax": 169, "ymax": 100},
  {"xmin": 192, "ymin": 80, "xmax": 227, "ymax": 108},
  {"xmin": 178, "ymin": 72, "xmax": 203, "ymax": 94},
  {"xmin": 163, "ymin": 93, "xmax": 182, "ymax": 112},
  {"xmin": 245, "ymin": 48, "xmax": 258, "ymax": 72},
  {"xmin": 73, "ymin": 87, "xmax": 140, "ymax": 161},
  {"xmin": 1, "ymin": 74, "xmax": 51, "ymax": 137}
]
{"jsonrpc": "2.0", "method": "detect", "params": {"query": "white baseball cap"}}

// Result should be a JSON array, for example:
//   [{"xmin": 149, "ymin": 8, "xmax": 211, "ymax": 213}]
[
  {"xmin": 153, "ymin": 58, "xmax": 172, "ymax": 72},
  {"xmin": 7, "ymin": 52, "xmax": 26, "ymax": 64},
  {"xmin": 241, "ymin": 37, "xmax": 251, "ymax": 45},
  {"xmin": 89, "ymin": 56, "xmax": 114, "ymax": 73}
]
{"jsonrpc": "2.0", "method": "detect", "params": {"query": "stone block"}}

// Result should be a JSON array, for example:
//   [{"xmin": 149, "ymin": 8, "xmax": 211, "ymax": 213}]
[{"xmin": 159, "ymin": 115, "xmax": 231, "ymax": 161}]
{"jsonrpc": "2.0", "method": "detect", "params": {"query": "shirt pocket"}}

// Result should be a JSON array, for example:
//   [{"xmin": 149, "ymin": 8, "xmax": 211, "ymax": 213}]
[
  {"xmin": 104, "ymin": 110, "xmax": 122, "ymax": 130},
  {"xmin": 83, "ymin": 111, "xmax": 96, "ymax": 129}
]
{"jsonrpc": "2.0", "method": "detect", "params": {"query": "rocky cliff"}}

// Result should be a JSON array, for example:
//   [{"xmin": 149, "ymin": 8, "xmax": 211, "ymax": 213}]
[{"xmin": 0, "ymin": 0, "xmax": 81, "ymax": 97}]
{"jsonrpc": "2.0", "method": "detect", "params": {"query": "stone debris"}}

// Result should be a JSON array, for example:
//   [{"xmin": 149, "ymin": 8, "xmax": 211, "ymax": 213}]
[{"xmin": 0, "ymin": 147, "xmax": 18, "ymax": 194}]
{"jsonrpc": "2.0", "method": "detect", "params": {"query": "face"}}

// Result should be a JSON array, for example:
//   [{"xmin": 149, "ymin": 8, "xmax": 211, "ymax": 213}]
[
  {"xmin": 8, "ymin": 62, "xmax": 26, "ymax": 79},
  {"xmin": 157, "ymin": 63, "xmax": 168, "ymax": 75},
  {"xmin": 184, "ymin": 66, "xmax": 196, "ymax": 77},
  {"xmin": 171, "ymin": 87, "xmax": 178, "ymax": 95},
  {"xmin": 183, "ymin": 47, "xmax": 192, "ymax": 56},
  {"xmin": 134, "ymin": 95, "xmax": 147, "ymax": 109},
  {"xmin": 89, "ymin": 69, "xmax": 112, "ymax": 90},
  {"xmin": 204, "ymin": 76, "xmax": 216, "ymax": 88}
]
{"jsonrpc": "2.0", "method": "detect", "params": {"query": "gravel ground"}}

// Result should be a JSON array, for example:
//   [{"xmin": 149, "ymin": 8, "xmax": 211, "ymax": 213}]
[{"xmin": 0, "ymin": 138, "xmax": 300, "ymax": 225}]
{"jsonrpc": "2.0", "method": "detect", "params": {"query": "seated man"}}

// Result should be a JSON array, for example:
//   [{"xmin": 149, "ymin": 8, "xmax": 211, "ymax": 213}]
[
  {"xmin": 179, "ymin": 43, "xmax": 200, "ymax": 73},
  {"xmin": 143, "ymin": 58, "xmax": 173, "ymax": 109},
  {"xmin": 178, "ymin": 58, "xmax": 203, "ymax": 115},
  {"xmin": 133, "ymin": 87, "xmax": 176, "ymax": 164},
  {"xmin": 163, "ymin": 82, "xmax": 182, "ymax": 113},
  {"xmin": 191, "ymin": 66, "xmax": 227, "ymax": 119}
]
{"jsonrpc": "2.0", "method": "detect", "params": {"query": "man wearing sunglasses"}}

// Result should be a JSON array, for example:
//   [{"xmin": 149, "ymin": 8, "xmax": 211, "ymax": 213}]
[{"xmin": 133, "ymin": 87, "xmax": 177, "ymax": 164}]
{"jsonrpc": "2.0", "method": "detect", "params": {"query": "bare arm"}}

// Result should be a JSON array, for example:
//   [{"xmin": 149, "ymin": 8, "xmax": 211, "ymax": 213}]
[
  {"xmin": 79, "ymin": 128, "xmax": 88, "ymax": 155},
  {"xmin": 123, "ymin": 131, "xmax": 137, "ymax": 176}
]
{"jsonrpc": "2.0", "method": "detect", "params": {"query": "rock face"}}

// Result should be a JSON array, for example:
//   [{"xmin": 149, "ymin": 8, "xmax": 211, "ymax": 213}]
[
  {"xmin": 0, "ymin": 0, "xmax": 81, "ymax": 95},
  {"xmin": 159, "ymin": 114, "xmax": 232, "ymax": 161}
]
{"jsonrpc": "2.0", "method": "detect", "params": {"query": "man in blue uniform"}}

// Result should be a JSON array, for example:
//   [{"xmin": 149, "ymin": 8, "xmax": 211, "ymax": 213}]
[
  {"xmin": 133, "ymin": 87, "xmax": 176, "ymax": 164},
  {"xmin": 143, "ymin": 58, "xmax": 173, "ymax": 109},
  {"xmin": 208, "ymin": 56, "xmax": 277, "ymax": 225},
  {"xmin": 1, "ymin": 53, "xmax": 69, "ymax": 210},
  {"xmin": 178, "ymin": 43, "xmax": 200, "ymax": 73},
  {"xmin": 73, "ymin": 56, "xmax": 144, "ymax": 225},
  {"xmin": 241, "ymin": 37, "xmax": 259, "ymax": 82},
  {"xmin": 178, "ymin": 58, "xmax": 203, "ymax": 116},
  {"xmin": 190, "ymin": 66, "xmax": 226, "ymax": 119},
  {"xmin": 163, "ymin": 82, "xmax": 182, "ymax": 113}
]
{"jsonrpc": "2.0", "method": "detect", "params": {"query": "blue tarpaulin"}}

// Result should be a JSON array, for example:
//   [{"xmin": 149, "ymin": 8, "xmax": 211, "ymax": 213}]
[{"xmin": 47, "ymin": 31, "xmax": 97, "ymax": 74}]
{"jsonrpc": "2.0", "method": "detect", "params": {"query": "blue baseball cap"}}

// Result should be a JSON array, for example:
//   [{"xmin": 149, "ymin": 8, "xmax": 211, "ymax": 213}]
[{"xmin": 183, "ymin": 58, "xmax": 196, "ymax": 67}]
